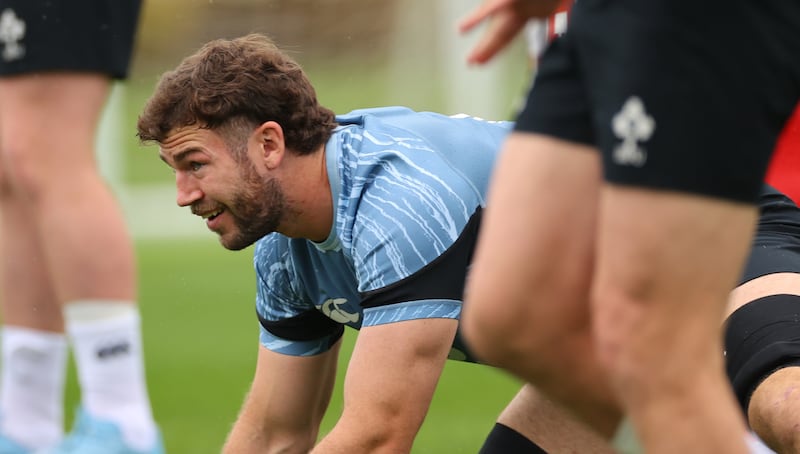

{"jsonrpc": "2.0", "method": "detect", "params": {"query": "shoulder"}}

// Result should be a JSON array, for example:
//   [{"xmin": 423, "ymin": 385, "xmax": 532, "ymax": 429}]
[
  {"xmin": 254, "ymin": 234, "xmax": 287, "ymax": 259},
  {"xmin": 253, "ymin": 234, "xmax": 294, "ymax": 276}
]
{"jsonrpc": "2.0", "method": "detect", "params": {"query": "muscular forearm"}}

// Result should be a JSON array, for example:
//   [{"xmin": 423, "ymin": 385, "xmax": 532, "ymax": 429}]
[
  {"xmin": 310, "ymin": 320, "xmax": 455, "ymax": 453},
  {"xmin": 228, "ymin": 345, "xmax": 339, "ymax": 453}
]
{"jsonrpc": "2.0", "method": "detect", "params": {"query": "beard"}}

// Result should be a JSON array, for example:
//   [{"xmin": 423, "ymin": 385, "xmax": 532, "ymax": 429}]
[{"xmin": 220, "ymin": 162, "xmax": 287, "ymax": 251}]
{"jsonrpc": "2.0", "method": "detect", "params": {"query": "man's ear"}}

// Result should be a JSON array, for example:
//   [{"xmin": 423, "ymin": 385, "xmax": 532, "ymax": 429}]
[{"xmin": 254, "ymin": 121, "xmax": 285, "ymax": 169}]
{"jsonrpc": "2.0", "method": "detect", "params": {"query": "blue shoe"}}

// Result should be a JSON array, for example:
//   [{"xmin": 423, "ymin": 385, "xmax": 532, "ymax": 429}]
[
  {"xmin": 37, "ymin": 408, "xmax": 164, "ymax": 454},
  {"xmin": 0, "ymin": 434, "xmax": 30, "ymax": 454}
]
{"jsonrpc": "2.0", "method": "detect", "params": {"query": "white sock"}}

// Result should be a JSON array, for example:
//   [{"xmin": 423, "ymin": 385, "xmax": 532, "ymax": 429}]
[
  {"xmin": 0, "ymin": 326, "xmax": 66, "ymax": 450},
  {"xmin": 65, "ymin": 301, "xmax": 158, "ymax": 450}
]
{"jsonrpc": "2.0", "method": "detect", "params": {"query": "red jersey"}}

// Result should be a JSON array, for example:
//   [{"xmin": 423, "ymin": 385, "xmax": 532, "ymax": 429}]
[
  {"xmin": 766, "ymin": 106, "xmax": 800, "ymax": 203},
  {"xmin": 524, "ymin": 0, "xmax": 575, "ymax": 60}
]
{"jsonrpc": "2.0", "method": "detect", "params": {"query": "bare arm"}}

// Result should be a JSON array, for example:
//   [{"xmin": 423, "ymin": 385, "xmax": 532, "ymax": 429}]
[
  {"xmin": 312, "ymin": 318, "xmax": 459, "ymax": 453},
  {"xmin": 223, "ymin": 341, "xmax": 341, "ymax": 454},
  {"xmin": 459, "ymin": 0, "xmax": 562, "ymax": 65}
]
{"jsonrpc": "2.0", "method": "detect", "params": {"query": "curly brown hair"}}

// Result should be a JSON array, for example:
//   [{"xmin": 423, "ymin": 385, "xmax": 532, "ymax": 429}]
[{"xmin": 136, "ymin": 33, "xmax": 338, "ymax": 155}]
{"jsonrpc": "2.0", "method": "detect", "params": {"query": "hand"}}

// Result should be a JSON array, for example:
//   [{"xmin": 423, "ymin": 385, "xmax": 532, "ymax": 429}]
[{"xmin": 459, "ymin": 0, "xmax": 562, "ymax": 65}]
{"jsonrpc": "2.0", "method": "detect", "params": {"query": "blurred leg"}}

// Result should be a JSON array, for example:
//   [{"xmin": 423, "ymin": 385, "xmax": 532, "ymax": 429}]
[
  {"xmin": 592, "ymin": 186, "xmax": 756, "ymax": 453},
  {"xmin": 0, "ymin": 74, "xmax": 134, "ymax": 301},
  {"xmin": 0, "ymin": 91, "xmax": 67, "ymax": 452},
  {"xmin": 463, "ymin": 132, "xmax": 621, "ymax": 436},
  {"xmin": 0, "ymin": 73, "xmax": 157, "ymax": 451}
]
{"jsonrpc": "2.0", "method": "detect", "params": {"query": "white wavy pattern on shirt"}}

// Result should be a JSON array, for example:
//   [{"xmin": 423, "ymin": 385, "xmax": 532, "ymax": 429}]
[
  {"xmin": 338, "ymin": 130, "xmax": 473, "ymax": 290},
  {"xmin": 363, "ymin": 300, "xmax": 462, "ymax": 327},
  {"xmin": 254, "ymin": 240, "xmax": 307, "ymax": 321}
]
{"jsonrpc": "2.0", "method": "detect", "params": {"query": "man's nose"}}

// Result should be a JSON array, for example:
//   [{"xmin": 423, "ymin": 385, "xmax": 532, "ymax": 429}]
[{"xmin": 175, "ymin": 172, "xmax": 202, "ymax": 207}]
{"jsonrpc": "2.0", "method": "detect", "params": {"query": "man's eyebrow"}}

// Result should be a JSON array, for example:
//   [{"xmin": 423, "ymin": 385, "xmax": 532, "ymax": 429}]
[{"xmin": 160, "ymin": 147, "xmax": 202, "ymax": 166}]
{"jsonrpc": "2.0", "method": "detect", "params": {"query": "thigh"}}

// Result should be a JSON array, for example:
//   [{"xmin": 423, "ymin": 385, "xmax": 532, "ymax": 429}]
[
  {"xmin": 725, "ymin": 294, "xmax": 800, "ymax": 414},
  {"xmin": 724, "ymin": 295, "xmax": 800, "ymax": 453},
  {"xmin": 468, "ymin": 132, "xmax": 601, "ymax": 326},
  {"xmin": 0, "ymin": 74, "xmax": 110, "ymax": 171},
  {"xmin": 493, "ymin": 15, "xmax": 601, "ymax": 324},
  {"xmin": 593, "ymin": 186, "xmax": 758, "ymax": 359},
  {"xmin": 723, "ymin": 187, "xmax": 800, "ymax": 422}
]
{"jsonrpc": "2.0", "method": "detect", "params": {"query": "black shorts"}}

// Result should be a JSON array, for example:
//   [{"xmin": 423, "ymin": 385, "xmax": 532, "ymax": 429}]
[
  {"xmin": 0, "ymin": 0, "xmax": 141, "ymax": 79},
  {"xmin": 739, "ymin": 185, "xmax": 800, "ymax": 285},
  {"xmin": 515, "ymin": 0, "xmax": 800, "ymax": 203}
]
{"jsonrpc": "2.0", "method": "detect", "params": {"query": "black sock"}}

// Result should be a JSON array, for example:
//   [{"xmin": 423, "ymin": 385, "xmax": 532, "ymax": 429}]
[{"xmin": 478, "ymin": 423, "xmax": 548, "ymax": 454}]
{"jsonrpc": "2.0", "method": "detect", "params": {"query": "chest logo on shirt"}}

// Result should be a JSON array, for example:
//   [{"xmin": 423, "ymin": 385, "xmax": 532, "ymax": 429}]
[
  {"xmin": 0, "ymin": 9, "xmax": 25, "ymax": 62},
  {"xmin": 317, "ymin": 298, "xmax": 360, "ymax": 324},
  {"xmin": 612, "ymin": 96, "xmax": 654, "ymax": 167}
]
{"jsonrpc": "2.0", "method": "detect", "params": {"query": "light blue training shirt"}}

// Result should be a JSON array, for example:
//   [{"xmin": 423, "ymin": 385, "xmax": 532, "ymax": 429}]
[{"xmin": 254, "ymin": 106, "xmax": 512, "ymax": 359}]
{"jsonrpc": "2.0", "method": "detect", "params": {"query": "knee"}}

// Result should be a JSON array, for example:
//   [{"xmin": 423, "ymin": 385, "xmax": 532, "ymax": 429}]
[
  {"xmin": 748, "ymin": 367, "xmax": 800, "ymax": 453},
  {"xmin": 0, "ymin": 164, "xmax": 11, "ymax": 200},
  {"xmin": 461, "ymin": 293, "xmax": 530, "ymax": 367},
  {"xmin": 0, "ymin": 137, "xmax": 49, "ymax": 201},
  {"xmin": 590, "ymin": 288, "xmax": 674, "ymax": 399},
  {"xmin": 462, "ymin": 291, "xmax": 591, "ymax": 382},
  {"xmin": 590, "ymin": 292, "xmax": 643, "ymax": 391}
]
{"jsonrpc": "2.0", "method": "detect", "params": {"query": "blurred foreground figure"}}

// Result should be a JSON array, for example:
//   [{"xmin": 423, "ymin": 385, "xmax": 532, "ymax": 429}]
[
  {"xmin": 459, "ymin": 0, "xmax": 800, "ymax": 452},
  {"xmin": 0, "ymin": 1, "xmax": 163, "ymax": 453},
  {"xmin": 525, "ymin": 5, "xmax": 800, "ymax": 453}
]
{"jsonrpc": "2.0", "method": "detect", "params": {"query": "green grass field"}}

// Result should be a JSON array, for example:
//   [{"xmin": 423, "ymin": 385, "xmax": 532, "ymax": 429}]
[{"xmin": 57, "ymin": 238, "xmax": 521, "ymax": 453}]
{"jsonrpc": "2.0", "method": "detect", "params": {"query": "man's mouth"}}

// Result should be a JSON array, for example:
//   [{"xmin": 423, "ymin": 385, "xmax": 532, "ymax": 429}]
[{"xmin": 201, "ymin": 208, "xmax": 224, "ymax": 221}]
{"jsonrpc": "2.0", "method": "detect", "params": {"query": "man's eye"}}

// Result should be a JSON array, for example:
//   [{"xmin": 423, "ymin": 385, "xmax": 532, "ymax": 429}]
[{"xmin": 190, "ymin": 162, "xmax": 204, "ymax": 171}]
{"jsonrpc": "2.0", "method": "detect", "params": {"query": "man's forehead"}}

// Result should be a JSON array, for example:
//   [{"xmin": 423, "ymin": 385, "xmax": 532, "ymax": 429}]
[
  {"xmin": 162, "ymin": 125, "xmax": 206, "ymax": 146},
  {"xmin": 158, "ymin": 127, "xmax": 207, "ymax": 161},
  {"xmin": 161, "ymin": 126, "xmax": 220, "ymax": 150}
]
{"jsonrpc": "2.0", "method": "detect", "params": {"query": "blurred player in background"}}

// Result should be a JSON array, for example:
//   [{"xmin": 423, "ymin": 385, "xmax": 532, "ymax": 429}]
[{"xmin": 0, "ymin": 2, "xmax": 163, "ymax": 453}]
